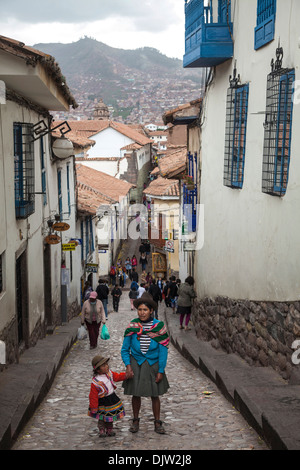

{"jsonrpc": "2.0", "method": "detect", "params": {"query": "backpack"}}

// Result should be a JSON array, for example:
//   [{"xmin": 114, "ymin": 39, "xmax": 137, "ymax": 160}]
[{"xmin": 110, "ymin": 267, "xmax": 116, "ymax": 276}]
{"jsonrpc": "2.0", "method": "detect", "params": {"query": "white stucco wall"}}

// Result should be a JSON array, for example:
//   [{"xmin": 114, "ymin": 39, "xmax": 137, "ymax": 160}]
[
  {"xmin": 87, "ymin": 127, "xmax": 133, "ymax": 158},
  {"xmin": 195, "ymin": 0, "xmax": 300, "ymax": 302}
]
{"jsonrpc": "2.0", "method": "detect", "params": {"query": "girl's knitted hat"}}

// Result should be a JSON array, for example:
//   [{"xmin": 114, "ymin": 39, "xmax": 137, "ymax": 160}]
[{"xmin": 92, "ymin": 355, "xmax": 110, "ymax": 370}]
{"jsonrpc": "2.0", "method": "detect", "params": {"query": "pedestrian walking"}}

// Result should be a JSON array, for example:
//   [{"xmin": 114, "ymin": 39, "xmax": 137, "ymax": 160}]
[
  {"xmin": 118, "ymin": 267, "xmax": 125, "ymax": 287},
  {"xmin": 131, "ymin": 255, "xmax": 137, "ymax": 269},
  {"xmin": 146, "ymin": 272, "xmax": 153, "ymax": 287},
  {"xmin": 129, "ymin": 286, "xmax": 138, "ymax": 310},
  {"xmin": 163, "ymin": 280, "xmax": 170, "ymax": 307},
  {"xmin": 111, "ymin": 284, "xmax": 122, "ymax": 312},
  {"xmin": 167, "ymin": 276, "xmax": 178, "ymax": 314},
  {"xmin": 148, "ymin": 279, "xmax": 162, "ymax": 319},
  {"xmin": 81, "ymin": 291, "xmax": 106, "ymax": 349},
  {"xmin": 88, "ymin": 356, "xmax": 127, "ymax": 437},
  {"xmin": 83, "ymin": 281, "xmax": 92, "ymax": 301},
  {"xmin": 140, "ymin": 252, "xmax": 147, "ymax": 271},
  {"xmin": 96, "ymin": 279, "xmax": 109, "ymax": 319},
  {"xmin": 177, "ymin": 276, "xmax": 197, "ymax": 331},
  {"xmin": 121, "ymin": 293, "xmax": 170, "ymax": 434},
  {"xmin": 140, "ymin": 270, "xmax": 147, "ymax": 286},
  {"xmin": 131, "ymin": 267, "xmax": 139, "ymax": 283},
  {"xmin": 137, "ymin": 283, "xmax": 146, "ymax": 298},
  {"xmin": 109, "ymin": 265, "xmax": 117, "ymax": 286},
  {"xmin": 125, "ymin": 257, "xmax": 132, "ymax": 279},
  {"xmin": 157, "ymin": 276, "xmax": 163, "ymax": 293}
]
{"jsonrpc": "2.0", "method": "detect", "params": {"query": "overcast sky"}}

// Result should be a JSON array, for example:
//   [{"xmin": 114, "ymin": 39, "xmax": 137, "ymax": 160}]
[{"xmin": 0, "ymin": 0, "xmax": 186, "ymax": 59}]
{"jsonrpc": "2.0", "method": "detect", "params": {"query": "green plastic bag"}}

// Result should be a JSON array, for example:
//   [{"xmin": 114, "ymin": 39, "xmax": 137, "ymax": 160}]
[{"xmin": 100, "ymin": 323, "xmax": 110, "ymax": 340}]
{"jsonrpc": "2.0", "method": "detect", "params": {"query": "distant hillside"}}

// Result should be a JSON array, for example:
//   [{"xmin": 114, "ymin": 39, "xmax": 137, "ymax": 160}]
[{"xmin": 33, "ymin": 37, "xmax": 204, "ymax": 122}]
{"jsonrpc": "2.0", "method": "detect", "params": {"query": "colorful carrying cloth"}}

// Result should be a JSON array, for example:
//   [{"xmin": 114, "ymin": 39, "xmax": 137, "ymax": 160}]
[{"xmin": 124, "ymin": 319, "xmax": 169, "ymax": 348}]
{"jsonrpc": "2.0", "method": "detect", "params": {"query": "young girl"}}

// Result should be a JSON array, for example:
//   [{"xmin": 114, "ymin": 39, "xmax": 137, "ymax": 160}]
[{"xmin": 88, "ymin": 356, "xmax": 127, "ymax": 437}]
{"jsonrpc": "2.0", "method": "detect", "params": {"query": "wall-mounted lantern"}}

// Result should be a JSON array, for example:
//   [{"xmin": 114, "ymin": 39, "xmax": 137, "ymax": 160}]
[{"xmin": 31, "ymin": 119, "xmax": 74, "ymax": 159}]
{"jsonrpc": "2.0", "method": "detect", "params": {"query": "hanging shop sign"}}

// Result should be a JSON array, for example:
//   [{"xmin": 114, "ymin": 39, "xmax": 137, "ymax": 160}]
[
  {"xmin": 86, "ymin": 263, "xmax": 99, "ymax": 273},
  {"xmin": 62, "ymin": 242, "xmax": 76, "ymax": 251},
  {"xmin": 53, "ymin": 222, "xmax": 70, "ymax": 231},
  {"xmin": 44, "ymin": 234, "xmax": 61, "ymax": 245}
]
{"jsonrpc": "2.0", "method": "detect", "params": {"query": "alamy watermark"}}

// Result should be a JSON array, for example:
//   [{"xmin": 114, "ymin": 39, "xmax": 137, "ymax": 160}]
[
  {"xmin": 0, "ymin": 341, "xmax": 5, "ymax": 365},
  {"xmin": 97, "ymin": 202, "xmax": 205, "ymax": 250},
  {"xmin": 291, "ymin": 340, "xmax": 300, "ymax": 365},
  {"xmin": 0, "ymin": 80, "xmax": 6, "ymax": 105}
]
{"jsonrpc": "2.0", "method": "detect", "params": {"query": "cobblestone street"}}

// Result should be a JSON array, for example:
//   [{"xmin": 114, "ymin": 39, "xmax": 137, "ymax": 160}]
[{"xmin": 12, "ymin": 293, "xmax": 268, "ymax": 451}]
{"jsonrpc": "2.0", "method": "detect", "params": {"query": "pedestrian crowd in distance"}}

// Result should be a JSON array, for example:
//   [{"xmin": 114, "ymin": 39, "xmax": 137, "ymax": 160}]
[
  {"xmin": 80, "ymin": 240, "xmax": 196, "ymax": 439},
  {"xmin": 81, "ymin": 240, "xmax": 197, "ymax": 351}
]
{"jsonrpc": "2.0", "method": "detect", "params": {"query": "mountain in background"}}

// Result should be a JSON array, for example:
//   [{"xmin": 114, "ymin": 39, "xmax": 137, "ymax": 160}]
[{"xmin": 34, "ymin": 37, "xmax": 204, "ymax": 123}]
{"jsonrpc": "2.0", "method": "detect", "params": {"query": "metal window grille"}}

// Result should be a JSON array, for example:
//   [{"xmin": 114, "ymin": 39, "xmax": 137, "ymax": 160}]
[
  {"xmin": 224, "ymin": 84, "xmax": 249, "ymax": 189},
  {"xmin": 57, "ymin": 169, "xmax": 63, "ymax": 218},
  {"xmin": 183, "ymin": 152, "xmax": 198, "ymax": 233},
  {"xmin": 262, "ymin": 68, "xmax": 295, "ymax": 196},
  {"xmin": 14, "ymin": 123, "xmax": 35, "ymax": 218},
  {"xmin": 67, "ymin": 164, "xmax": 71, "ymax": 216},
  {"xmin": 40, "ymin": 137, "xmax": 47, "ymax": 206}
]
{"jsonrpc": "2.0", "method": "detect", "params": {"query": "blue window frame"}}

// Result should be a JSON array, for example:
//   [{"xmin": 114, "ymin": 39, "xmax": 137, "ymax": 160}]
[
  {"xmin": 14, "ymin": 123, "xmax": 35, "ymax": 218},
  {"xmin": 262, "ymin": 68, "xmax": 295, "ymax": 196},
  {"xmin": 218, "ymin": 0, "xmax": 231, "ymax": 23},
  {"xmin": 224, "ymin": 84, "xmax": 249, "ymax": 189},
  {"xmin": 183, "ymin": 152, "xmax": 198, "ymax": 233},
  {"xmin": 67, "ymin": 164, "xmax": 71, "ymax": 216},
  {"xmin": 89, "ymin": 216, "xmax": 94, "ymax": 253},
  {"xmin": 40, "ymin": 137, "xmax": 47, "ymax": 206},
  {"xmin": 85, "ymin": 219, "xmax": 89, "ymax": 258},
  {"xmin": 254, "ymin": 0, "xmax": 276, "ymax": 50},
  {"xmin": 57, "ymin": 169, "xmax": 63, "ymax": 218},
  {"xmin": 80, "ymin": 221, "xmax": 84, "ymax": 260}
]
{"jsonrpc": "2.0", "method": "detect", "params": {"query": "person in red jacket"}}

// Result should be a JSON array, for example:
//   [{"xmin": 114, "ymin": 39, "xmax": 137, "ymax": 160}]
[{"xmin": 88, "ymin": 356, "xmax": 128, "ymax": 437}]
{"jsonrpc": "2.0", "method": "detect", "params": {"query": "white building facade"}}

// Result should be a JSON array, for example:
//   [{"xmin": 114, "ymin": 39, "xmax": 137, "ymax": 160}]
[
  {"xmin": 183, "ymin": 0, "xmax": 300, "ymax": 379},
  {"xmin": 0, "ymin": 36, "xmax": 78, "ymax": 365}
]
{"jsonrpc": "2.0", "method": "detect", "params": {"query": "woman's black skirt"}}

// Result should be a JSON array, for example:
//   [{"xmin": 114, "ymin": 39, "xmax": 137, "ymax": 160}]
[
  {"xmin": 176, "ymin": 305, "xmax": 191, "ymax": 315},
  {"xmin": 122, "ymin": 356, "xmax": 169, "ymax": 397}
]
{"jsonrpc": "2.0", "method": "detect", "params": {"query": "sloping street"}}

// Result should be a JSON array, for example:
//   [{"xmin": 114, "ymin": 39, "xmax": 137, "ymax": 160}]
[{"xmin": 12, "ymin": 293, "xmax": 267, "ymax": 451}]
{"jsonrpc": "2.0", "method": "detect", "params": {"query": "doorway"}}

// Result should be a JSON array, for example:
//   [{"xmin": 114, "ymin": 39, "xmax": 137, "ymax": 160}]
[
  {"xmin": 43, "ymin": 244, "xmax": 52, "ymax": 329},
  {"xmin": 16, "ymin": 250, "xmax": 29, "ymax": 347}
]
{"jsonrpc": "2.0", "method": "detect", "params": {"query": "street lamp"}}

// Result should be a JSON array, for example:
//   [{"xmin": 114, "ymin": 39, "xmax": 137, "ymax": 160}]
[{"xmin": 52, "ymin": 136, "xmax": 74, "ymax": 159}]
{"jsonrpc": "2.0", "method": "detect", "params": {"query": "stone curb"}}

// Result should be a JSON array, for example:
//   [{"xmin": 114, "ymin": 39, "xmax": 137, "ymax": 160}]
[
  {"xmin": 163, "ymin": 307, "xmax": 300, "ymax": 451},
  {"xmin": 0, "ymin": 317, "xmax": 79, "ymax": 450}
]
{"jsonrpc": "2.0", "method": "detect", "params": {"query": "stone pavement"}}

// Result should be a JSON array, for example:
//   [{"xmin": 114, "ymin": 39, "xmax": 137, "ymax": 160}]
[
  {"xmin": 10, "ymin": 297, "xmax": 267, "ymax": 451},
  {"xmin": 1, "ymin": 233, "xmax": 300, "ymax": 450}
]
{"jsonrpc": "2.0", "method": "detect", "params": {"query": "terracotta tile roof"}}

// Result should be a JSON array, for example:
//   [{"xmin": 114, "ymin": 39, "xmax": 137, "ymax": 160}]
[
  {"xmin": 162, "ymin": 98, "xmax": 202, "ymax": 124},
  {"xmin": 76, "ymin": 164, "xmax": 134, "ymax": 203},
  {"xmin": 143, "ymin": 176, "xmax": 179, "ymax": 198},
  {"xmin": 52, "ymin": 128, "xmax": 95, "ymax": 149},
  {"xmin": 77, "ymin": 182, "xmax": 113, "ymax": 215},
  {"xmin": 151, "ymin": 146, "xmax": 187, "ymax": 179},
  {"xmin": 0, "ymin": 35, "xmax": 78, "ymax": 109},
  {"xmin": 121, "ymin": 143, "xmax": 142, "ymax": 151},
  {"xmin": 53, "ymin": 120, "xmax": 152, "ymax": 147}
]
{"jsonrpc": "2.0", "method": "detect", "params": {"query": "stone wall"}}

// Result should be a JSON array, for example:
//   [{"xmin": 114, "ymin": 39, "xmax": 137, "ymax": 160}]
[
  {"xmin": 0, "ymin": 299, "xmax": 80, "ymax": 371},
  {"xmin": 192, "ymin": 296, "xmax": 300, "ymax": 380}
]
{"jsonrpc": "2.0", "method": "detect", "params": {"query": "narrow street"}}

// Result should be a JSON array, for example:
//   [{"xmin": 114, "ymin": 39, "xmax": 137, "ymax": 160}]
[{"xmin": 12, "ymin": 293, "xmax": 267, "ymax": 451}]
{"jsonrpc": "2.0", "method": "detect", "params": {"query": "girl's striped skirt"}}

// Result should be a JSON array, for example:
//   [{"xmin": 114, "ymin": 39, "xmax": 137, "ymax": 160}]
[{"xmin": 97, "ymin": 392, "xmax": 125, "ymax": 423}]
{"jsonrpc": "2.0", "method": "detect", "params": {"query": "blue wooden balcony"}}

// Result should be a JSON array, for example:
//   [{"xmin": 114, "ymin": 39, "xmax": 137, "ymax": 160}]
[{"xmin": 183, "ymin": 0, "xmax": 234, "ymax": 68}]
